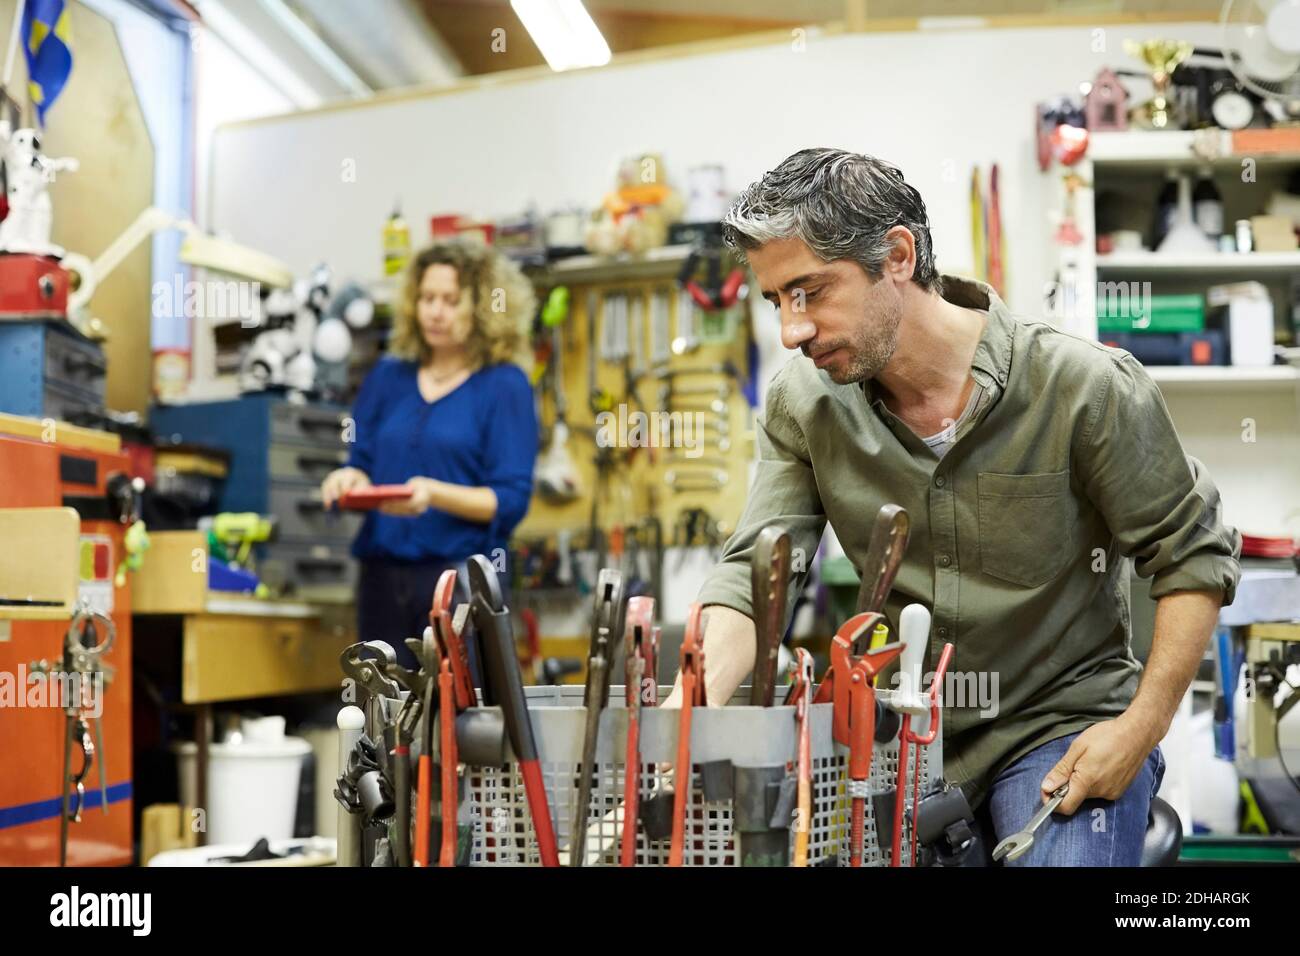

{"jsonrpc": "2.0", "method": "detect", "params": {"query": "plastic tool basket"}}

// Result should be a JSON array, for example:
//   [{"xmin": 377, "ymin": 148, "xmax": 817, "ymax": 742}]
[{"xmin": 460, "ymin": 684, "xmax": 943, "ymax": 867}]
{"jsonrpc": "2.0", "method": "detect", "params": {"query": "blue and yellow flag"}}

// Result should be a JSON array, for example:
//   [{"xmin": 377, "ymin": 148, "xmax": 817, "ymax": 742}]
[{"xmin": 22, "ymin": 0, "xmax": 73, "ymax": 126}]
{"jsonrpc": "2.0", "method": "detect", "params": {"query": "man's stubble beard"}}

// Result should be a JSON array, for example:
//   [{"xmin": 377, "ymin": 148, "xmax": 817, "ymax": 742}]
[{"xmin": 826, "ymin": 291, "xmax": 902, "ymax": 386}]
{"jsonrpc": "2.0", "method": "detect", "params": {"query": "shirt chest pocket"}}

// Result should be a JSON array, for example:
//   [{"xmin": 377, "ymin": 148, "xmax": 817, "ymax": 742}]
[{"xmin": 976, "ymin": 470, "xmax": 1077, "ymax": 588}]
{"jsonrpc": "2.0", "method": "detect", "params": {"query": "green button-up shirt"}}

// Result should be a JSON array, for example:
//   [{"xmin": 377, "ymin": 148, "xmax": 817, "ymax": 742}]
[{"xmin": 697, "ymin": 275, "xmax": 1242, "ymax": 809}]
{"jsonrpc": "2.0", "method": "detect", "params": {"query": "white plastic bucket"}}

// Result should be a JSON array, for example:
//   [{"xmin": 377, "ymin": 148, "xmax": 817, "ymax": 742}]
[{"xmin": 175, "ymin": 736, "xmax": 311, "ymax": 846}]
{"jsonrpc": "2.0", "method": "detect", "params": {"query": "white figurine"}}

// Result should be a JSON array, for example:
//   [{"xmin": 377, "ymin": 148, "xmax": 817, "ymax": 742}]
[{"xmin": 0, "ymin": 124, "xmax": 79, "ymax": 257}]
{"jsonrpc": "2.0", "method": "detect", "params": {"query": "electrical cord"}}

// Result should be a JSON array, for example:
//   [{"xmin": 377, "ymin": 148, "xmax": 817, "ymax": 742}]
[{"xmin": 1274, "ymin": 677, "xmax": 1300, "ymax": 799}]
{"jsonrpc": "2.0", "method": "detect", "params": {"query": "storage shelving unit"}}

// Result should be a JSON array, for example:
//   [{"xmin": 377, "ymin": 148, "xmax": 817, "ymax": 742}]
[{"xmin": 1048, "ymin": 128, "xmax": 1300, "ymax": 394}]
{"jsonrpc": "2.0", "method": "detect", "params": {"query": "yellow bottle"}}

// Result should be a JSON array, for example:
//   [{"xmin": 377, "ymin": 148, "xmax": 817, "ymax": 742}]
[{"xmin": 383, "ymin": 203, "xmax": 411, "ymax": 277}]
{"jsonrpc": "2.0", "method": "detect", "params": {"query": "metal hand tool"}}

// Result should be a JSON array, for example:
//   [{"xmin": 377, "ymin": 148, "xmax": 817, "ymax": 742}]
[
  {"xmin": 468, "ymin": 554, "xmax": 560, "ymax": 866},
  {"xmin": 378, "ymin": 653, "xmax": 432, "ymax": 869},
  {"xmin": 663, "ymin": 382, "xmax": 731, "ymax": 400},
  {"xmin": 669, "ymin": 603, "xmax": 708, "ymax": 866},
  {"xmin": 618, "ymin": 292, "xmax": 630, "ymax": 362},
  {"xmin": 750, "ymin": 526, "xmax": 792, "ymax": 707},
  {"xmin": 426, "ymin": 569, "xmax": 476, "ymax": 866},
  {"xmin": 430, "ymin": 570, "xmax": 475, "ymax": 711},
  {"xmin": 668, "ymin": 401, "xmax": 729, "ymax": 418},
  {"xmin": 672, "ymin": 288, "xmax": 698, "ymax": 354},
  {"xmin": 676, "ymin": 415, "xmax": 730, "ymax": 435},
  {"xmin": 629, "ymin": 294, "xmax": 644, "ymax": 374},
  {"xmin": 587, "ymin": 291, "xmax": 610, "ymax": 414},
  {"xmin": 620, "ymin": 596, "xmax": 656, "ymax": 867},
  {"xmin": 667, "ymin": 478, "xmax": 727, "ymax": 495},
  {"xmin": 665, "ymin": 467, "xmax": 728, "ymax": 488},
  {"xmin": 598, "ymin": 290, "xmax": 613, "ymax": 362},
  {"xmin": 339, "ymin": 641, "xmax": 402, "ymax": 741},
  {"xmin": 812, "ymin": 611, "xmax": 884, "ymax": 711},
  {"xmin": 834, "ymin": 630, "xmax": 904, "ymax": 867},
  {"xmin": 652, "ymin": 360, "xmax": 741, "ymax": 382},
  {"xmin": 664, "ymin": 454, "xmax": 730, "ymax": 469},
  {"xmin": 853, "ymin": 504, "xmax": 910, "ymax": 653},
  {"xmin": 991, "ymin": 782, "xmax": 1070, "ymax": 863},
  {"xmin": 650, "ymin": 288, "xmax": 672, "ymax": 365},
  {"xmin": 787, "ymin": 648, "xmax": 815, "ymax": 867},
  {"xmin": 571, "ymin": 568, "xmax": 626, "ymax": 866},
  {"xmin": 59, "ymin": 603, "xmax": 115, "ymax": 866},
  {"xmin": 412, "ymin": 630, "xmax": 437, "ymax": 867},
  {"xmin": 902, "ymin": 641, "xmax": 954, "ymax": 867}
]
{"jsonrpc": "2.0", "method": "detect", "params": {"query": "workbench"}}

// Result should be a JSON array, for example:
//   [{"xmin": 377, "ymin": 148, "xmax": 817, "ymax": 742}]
[{"xmin": 132, "ymin": 530, "xmax": 356, "ymax": 845}]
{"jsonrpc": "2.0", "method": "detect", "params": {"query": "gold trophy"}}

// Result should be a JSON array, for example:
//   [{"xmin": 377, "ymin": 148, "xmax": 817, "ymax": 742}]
[{"xmin": 1124, "ymin": 39, "xmax": 1194, "ymax": 130}]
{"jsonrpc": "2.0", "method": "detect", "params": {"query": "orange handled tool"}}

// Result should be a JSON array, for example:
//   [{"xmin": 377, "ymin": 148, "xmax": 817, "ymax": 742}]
[
  {"xmin": 815, "ymin": 612, "xmax": 902, "ymax": 867},
  {"xmin": 668, "ymin": 603, "xmax": 707, "ymax": 867}
]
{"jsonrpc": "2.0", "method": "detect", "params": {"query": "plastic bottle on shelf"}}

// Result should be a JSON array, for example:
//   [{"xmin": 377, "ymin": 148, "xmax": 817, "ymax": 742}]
[
  {"xmin": 1152, "ymin": 170, "xmax": 1180, "ymax": 249},
  {"xmin": 1193, "ymin": 167, "xmax": 1224, "ymax": 240},
  {"xmin": 383, "ymin": 202, "xmax": 411, "ymax": 277}
]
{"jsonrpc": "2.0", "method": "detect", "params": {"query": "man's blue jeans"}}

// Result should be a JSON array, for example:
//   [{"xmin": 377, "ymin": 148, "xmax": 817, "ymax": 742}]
[{"xmin": 959, "ymin": 730, "xmax": 1166, "ymax": 866}]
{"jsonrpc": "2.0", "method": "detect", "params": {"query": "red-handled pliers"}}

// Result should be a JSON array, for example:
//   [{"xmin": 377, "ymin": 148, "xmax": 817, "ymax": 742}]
[
  {"xmin": 668, "ymin": 603, "xmax": 707, "ymax": 867},
  {"xmin": 815, "ymin": 612, "xmax": 902, "ymax": 867}
]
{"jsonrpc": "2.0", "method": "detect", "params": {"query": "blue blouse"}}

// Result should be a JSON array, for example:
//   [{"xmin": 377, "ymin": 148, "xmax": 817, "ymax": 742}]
[{"xmin": 345, "ymin": 357, "xmax": 538, "ymax": 563}]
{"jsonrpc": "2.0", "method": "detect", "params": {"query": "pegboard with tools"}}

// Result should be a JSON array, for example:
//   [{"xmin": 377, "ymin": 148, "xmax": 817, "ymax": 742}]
[{"xmin": 521, "ymin": 249, "xmax": 754, "ymax": 583}]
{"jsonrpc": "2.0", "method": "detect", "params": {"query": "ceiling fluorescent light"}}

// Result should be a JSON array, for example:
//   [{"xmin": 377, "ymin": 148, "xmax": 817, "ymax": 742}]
[{"xmin": 510, "ymin": 0, "xmax": 611, "ymax": 72}]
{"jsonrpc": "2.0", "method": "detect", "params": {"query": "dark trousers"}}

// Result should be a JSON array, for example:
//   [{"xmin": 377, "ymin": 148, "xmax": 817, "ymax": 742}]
[{"xmin": 357, "ymin": 558, "xmax": 474, "ymax": 674}]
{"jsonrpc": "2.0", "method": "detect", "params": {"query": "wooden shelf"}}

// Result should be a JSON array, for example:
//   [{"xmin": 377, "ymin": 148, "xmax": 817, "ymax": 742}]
[
  {"xmin": 1096, "ymin": 251, "xmax": 1300, "ymax": 273},
  {"xmin": 1089, "ymin": 130, "xmax": 1300, "ymax": 168},
  {"xmin": 541, "ymin": 244, "xmax": 694, "ymax": 284}
]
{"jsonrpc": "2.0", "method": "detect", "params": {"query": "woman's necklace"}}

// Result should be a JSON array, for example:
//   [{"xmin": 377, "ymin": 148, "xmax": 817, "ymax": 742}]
[
  {"xmin": 419, "ymin": 362, "xmax": 470, "ymax": 402},
  {"xmin": 422, "ymin": 365, "xmax": 467, "ymax": 386}
]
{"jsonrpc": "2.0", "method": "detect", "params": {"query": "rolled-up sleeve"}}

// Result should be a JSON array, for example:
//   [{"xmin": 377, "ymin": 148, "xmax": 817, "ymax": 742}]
[
  {"xmin": 481, "ymin": 365, "xmax": 539, "ymax": 539},
  {"xmin": 696, "ymin": 373, "xmax": 827, "ymax": 627},
  {"xmin": 1077, "ymin": 354, "xmax": 1241, "ymax": 605}
]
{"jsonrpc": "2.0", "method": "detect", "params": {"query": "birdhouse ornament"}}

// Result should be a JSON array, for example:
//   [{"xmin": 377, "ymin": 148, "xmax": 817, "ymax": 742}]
[{"xmin": 1086, "ymin": 68, "xmax": 1128, "ymax": 132}]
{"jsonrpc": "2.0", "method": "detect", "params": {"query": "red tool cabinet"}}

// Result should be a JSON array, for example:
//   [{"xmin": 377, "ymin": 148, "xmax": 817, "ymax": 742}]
[{"xmin": 0, "ymin": 428, "xmax": 134, "ymax": 866}]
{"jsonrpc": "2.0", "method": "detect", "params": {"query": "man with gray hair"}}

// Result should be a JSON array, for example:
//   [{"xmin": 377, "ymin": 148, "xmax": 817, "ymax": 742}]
[{"xmin": 667, "ymin": 148, "xmax": 1240, "ymax": 866}]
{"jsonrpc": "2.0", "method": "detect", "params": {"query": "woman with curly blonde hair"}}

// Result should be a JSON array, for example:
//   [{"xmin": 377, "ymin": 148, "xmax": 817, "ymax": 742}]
[{"xmin": 321, "ymin": 241, "xmax": 538, "ymax": 668}]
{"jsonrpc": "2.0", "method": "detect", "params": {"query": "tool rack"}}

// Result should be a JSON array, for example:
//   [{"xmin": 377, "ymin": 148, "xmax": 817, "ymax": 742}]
[{"xmin": 437, "ymin": 684, "xmax": 942, "ymax": 867}]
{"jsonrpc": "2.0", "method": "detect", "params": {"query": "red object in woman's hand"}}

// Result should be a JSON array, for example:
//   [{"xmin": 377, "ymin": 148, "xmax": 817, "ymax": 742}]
[{"xmin": 337, "ymin": 485, "xmax": 414, "ymax": 511}]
